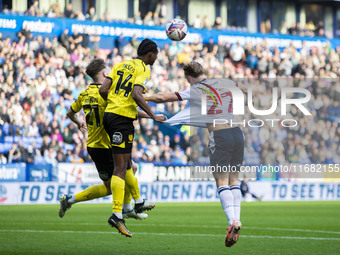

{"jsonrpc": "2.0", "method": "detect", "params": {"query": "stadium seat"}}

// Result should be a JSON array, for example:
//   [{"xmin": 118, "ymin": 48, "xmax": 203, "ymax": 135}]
[
  {"xmin": 0, "ymin": 144, "xmax": 5, "ymax": 154},
  {"xmin": 22, "ymin": 137, "xmax": 30, "ymax": 144},
  {"xmin": 4, "ymin": 136, "xmax": 14, "ymax": 143},
  {"xmin": 4, "ymin": 143, "xmax": 13, "ymax": 152}
]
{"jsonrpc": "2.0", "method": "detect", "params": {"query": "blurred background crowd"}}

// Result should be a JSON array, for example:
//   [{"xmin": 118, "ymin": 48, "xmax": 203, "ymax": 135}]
[
  {"xmin": 0, "ymin": 7, "xmax": 339, "ymax": 166},
  {"xmin": 1, "ymin": 0, "xmax": 332, "ymax": 38}
]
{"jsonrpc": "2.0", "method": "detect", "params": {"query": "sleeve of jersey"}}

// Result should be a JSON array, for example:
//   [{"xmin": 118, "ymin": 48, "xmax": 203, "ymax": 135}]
[
  {"xmin": 134, "ymin": 67, "xmax": 150, "ymax": 94},
  {"xmin": 176, "ymin": 88, "xmax": 190, "ymax": 101},
  {"xmin": 71, "ymin": 95, "xmax": 82, "ymax": 113}
]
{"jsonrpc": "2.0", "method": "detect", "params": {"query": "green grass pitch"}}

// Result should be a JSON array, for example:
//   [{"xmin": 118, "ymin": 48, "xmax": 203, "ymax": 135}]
[{"xmin": 1, "ymin": 201, "xmax": 340, "ymax": 255}]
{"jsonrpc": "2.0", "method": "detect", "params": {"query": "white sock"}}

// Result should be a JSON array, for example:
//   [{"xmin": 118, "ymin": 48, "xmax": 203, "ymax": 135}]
[
  {"xmin": 217, "ymin": 185, "xmax": 235, "ymax": 225},
  {"xmin": 113, "ymin": 212, "xmax": 123, "ymax": 219},
  {"xmin": 123, "ymin": 203, "xmax": 133, "ymax": 212},
  {"xmin": 135, "ymin": 197, "xmax": 143, "ymax": 204},
  {"xmin": 230, "ymin": 185, "xmax": 242, "ymax": 220},
  {"xmin": 67, "ymin": 195, "xmax": 77, "ymax": 205}
]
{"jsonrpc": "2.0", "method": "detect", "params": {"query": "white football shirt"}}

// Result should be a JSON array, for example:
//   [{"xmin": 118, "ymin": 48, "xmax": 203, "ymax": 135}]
[{"xmin": 165, "ymin": 78, "xmax": 238, "ymax": 127}]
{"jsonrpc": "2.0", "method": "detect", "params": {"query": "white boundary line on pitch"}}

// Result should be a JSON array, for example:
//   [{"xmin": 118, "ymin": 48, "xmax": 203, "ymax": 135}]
[
  {"xmin": 0, "ymin": 229, "xmax": 340, "ymax": 241},
  {"xmin": 2, "ymin": 222, "xmax": 340, "ymax": 235}
]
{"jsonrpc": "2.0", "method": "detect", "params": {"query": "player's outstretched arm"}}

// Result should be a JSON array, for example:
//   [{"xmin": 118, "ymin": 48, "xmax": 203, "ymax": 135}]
[
  {"xmin": 133, "ymin": 86, "xmax": 165, "ymax": 123},
  {"xmin": 66, "ymin": 108, "xmax": 87, "ymax": 133},
  {"xmin": 144, "ymin": 93, "xmax": 179, "ymax": 103},
  {"xmin": 99, "ymin": 77, "xmax": 112, "ymax": 100},
  {"xmin": 137, "ymin": 110, "xmax": 167, "ymax": 121}
]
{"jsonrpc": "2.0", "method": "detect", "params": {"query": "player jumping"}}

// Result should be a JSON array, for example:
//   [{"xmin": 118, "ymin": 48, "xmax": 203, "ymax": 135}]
[
  {"xmin": 59, "ymin": 58, "xmax": 158, "ymax": 221},
  {"xmin": 99, "ymin": 39, "xmax": 166, "ymax": 237},
  {"xmin": 145, "ymin": 61, "xmax": 244, "ymax": 247}
]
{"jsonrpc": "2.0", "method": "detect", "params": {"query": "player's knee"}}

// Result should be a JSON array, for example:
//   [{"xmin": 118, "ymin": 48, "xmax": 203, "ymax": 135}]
[
  {"xmin": 132, "ymin": 162, "xmax": 138, "ymax": 174},
  {"xmin": 215, "ymin": 177, "xmax": 229, "ymax": 188},
  {"xmin": 104, "ymin": 181, "xmax": 112, "ymax": 195}
]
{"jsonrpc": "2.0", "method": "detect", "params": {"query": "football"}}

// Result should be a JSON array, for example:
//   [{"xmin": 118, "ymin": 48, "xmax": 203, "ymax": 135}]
[{"xmin": 166, "ymin": 19, "xmax": 188, "ymax": 41}]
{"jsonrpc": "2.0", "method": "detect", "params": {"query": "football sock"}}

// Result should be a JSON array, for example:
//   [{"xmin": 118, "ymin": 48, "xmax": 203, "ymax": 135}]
[
  {"xmin": 111, "ymin": 175, "xmax": 125, "ymax": 219},
  {"xmin": 67, "ymin": 195, "xmax": 77, "ymax": 205},
  {"xmin": 123, "ymin": 203, "xmax": 133, "ymax": 212},
  {"xmin": 72, "ymin": 184, "xmax": 108, "ymax": 204},
  {"xmin": 217, "ymin": 185, "xmax": 235, "ymax": 225},
  {"xmin": 123, "ymin": 185, "xmax": 133, "ymax": 212},
  {"xmin": 125, "ymin": 168, "xmax": 143, "ymax": 204},
  {"xmin": 124, "ymin": 185, "xmax": 132, "ymax": 204},
  {"xmin": 230, "ymin": 185, "xmax": 242, "ymax": 220}
]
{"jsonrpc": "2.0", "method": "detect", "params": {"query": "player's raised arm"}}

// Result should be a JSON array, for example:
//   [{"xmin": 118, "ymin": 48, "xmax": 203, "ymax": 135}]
[
  {"xmin": 99, "ymin": 77, "xmax": 112, "ymax": 100},
  {"xmin": 132, "ymin": 86, "xmax": 165, "ymax": 123},
  {"xmin": 144, "ymin": 92, "xmax": 179, "ymax": 103}
]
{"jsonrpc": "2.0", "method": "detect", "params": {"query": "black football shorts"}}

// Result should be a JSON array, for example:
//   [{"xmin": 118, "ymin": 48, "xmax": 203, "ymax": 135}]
[
  {"xmin": 103, "ymin": 112, "xmax": 135, "ymax": 154},
  {"xmin": 87, "ymin": 147, "xmax": 114, "ymax": 182}
]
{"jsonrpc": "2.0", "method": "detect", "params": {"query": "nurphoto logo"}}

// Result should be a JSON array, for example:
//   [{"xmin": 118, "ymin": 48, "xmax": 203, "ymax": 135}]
[{"xmin": 199, "ymin": 82, "xmax": 312, "ymax": 128}]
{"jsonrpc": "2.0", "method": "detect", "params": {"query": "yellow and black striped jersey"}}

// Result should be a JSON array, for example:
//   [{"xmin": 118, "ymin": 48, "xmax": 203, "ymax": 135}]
[
  {"xmin": 105, "ymin": 58, "xmax": 150, "ymax": 119},
  {"xmin": 71, "ymin": 84, "xmax": 110, "ymax": 149}
]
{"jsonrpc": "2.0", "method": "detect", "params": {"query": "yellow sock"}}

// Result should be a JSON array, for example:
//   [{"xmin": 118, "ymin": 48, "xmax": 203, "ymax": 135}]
[
  {"xmin": 124, "ymin": 185, "xmax": 132, "ymax": 204},
  {"xmin": 111, "ymin": 175, "xmax": 125, "ymax": 213},
  {"xmin": 125, "ymin": 168, "xmax": 140, "ymax": 201},
  {"xmin": 75, "ymin": 184, "xmax": 108, "ymax": 202}
]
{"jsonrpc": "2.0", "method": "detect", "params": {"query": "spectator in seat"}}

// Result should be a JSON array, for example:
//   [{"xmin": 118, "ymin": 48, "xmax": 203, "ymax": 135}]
[
  {"xmin": 64, "ymin": 3, "xmax": 75, "ymax": 18},
  {"xmin": 230, "ymin": 42, "xmax": 245, "ymax": 66},
  {"xmin": 59, "ymin": 29, "xmax": 70, "ymax": 49},
  {"xmin": 70, "ymin": 30, "xmax": 83, "ymax": 47},
  {"xmin": 87, "ymin": 7, "xmax": 97, "ymax": 21},
  {"xmin": 7, "ymin": 143, "xmax": 21, "ymax": 163},
  {"xmin": 17, "ymin": 25, "xmax": 32, "ymax": 42}
]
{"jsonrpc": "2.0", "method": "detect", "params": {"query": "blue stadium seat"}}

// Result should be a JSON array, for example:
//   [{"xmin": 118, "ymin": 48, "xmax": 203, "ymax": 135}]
[
  {"xmin": 4, "ymin": 143, "xmax": 13, "ymax": 151},
  {"xmin": 0, "ymin": 144, "xmax": 5, "ymax": 154},
  {"xmin": 2, "ymin": 124, "xmax": 10, "ymax": 135},
  {"xmin": 4, "ymin": 136, "xmax": 14, "ymax": 143},
  {"xmin": 22, "ymin": 137, "xmax": 30, "ymax": 144},
  {"xmin": 35, "ymin": 137, "xmax": 43, "ymax": 144},
  {"xmin": 28, "ymin": 137, "xmax": 36, "ymax": 144}
]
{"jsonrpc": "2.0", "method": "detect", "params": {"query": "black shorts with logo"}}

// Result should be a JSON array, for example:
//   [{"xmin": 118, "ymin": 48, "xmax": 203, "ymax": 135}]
[
  {"xmin": 87, "ymin": 147, "xmax": 114, "ymax": 182},
  {"xmin": 103, "ymin": 112, "xmax": 135, "ymax": 154}
]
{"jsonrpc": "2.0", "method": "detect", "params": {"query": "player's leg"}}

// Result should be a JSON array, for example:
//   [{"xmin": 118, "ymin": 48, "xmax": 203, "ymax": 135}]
[
  {"xmin": 124, "ymin": 159, "xmax": 155, "ymax": 213},
  {"xmin": 59, "ymin": 148, "xmax": 113, "ymax": 218},
  {"xmin": 111, "ymin": 153, "xmax": 129, "ymax": 218},
  {"xmin": 226, "ymin": 127, "xmax": 244, "ymax": 247},
  {"xmin": 74, "ymin": 148, "xmax": 113, "ymax": 202},
  {"xmin": 229, "ymin": 126, "xmax": 244, "ymax": 221},
  {"xmin": 215, "ymin": 175, "xmax": 236, "ymax": 225},
  {"xmin": 209, "ymin": 130, "xmax": 236, "ymax": 226},
  {"xmin": 59, "ymin": 181, "xmax": 110, "ymax": 218},
  {"xmin": 123, "ymin": 161, "xmax": 150, "ymax": 220},
  {"xmin": 122, "ymin": 161, "xmax": 137, "ymax": 213},
  {"xmin": 108, "ymin": 152, "xmax": 132, "ymax": 237},
  {"xmin": 226, "ymin": 171, "xmax": 242, "ymax": 247}
]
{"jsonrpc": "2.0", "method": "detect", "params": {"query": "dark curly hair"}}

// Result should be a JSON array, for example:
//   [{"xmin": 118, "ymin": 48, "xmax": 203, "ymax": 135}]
[{"xmin": 137, "ymin": 39, "xmax": 158, "ymax": 56}]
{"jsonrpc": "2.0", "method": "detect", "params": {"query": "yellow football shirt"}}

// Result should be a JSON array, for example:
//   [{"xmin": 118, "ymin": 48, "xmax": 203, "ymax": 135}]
[
  {"xmin": 71, "ymin": 84, "xmax": 110, "ymax": 149},
  {"xmin": 105, "ymin": 58, "xmax": 150, "ymax": 119}
]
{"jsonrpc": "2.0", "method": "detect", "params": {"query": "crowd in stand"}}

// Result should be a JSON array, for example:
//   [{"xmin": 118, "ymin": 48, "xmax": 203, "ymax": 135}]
[
  {"xmin": 0, "ymin": 14, "xmax": 339, "ymax": 166},
  {"xmin": 1, "ymin": 1, "xmax": 331, "ymax": 38}
]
